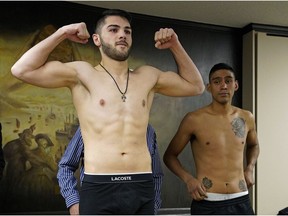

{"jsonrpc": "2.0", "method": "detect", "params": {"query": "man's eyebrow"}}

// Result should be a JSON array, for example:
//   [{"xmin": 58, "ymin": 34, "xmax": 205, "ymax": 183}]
[
  {"xmin": 212, "ymin": 75, "xmax": 233, "ymax": 80},
  {"xmin": 211, "ymin": 75, "xmax": 234, "ymax": 81},
  {"xmin": 107, "ymin": 24, "xmax": 131, "ymax": 30},
  {"xmin": 211, "ymin": 77, "xmax": 221, "ymax": 80}
]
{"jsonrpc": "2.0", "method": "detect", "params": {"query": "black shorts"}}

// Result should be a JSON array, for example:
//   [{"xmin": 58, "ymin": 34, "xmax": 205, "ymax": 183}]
[
  {"xmin": 190, "ymin": 194, "xmax": 255, "ymax": 215},
  {"xmin": 79, "ymin": 173, "xmax": 155, "ymax": 215}
]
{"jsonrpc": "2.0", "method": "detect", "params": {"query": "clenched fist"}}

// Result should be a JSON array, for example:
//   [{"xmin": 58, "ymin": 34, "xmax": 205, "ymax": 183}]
[
  {"xmin": 154, "ymin": 28, "xmax": 178, "ymax": 49},
  {"xmin": 61, "ymin": 22, "xmax": 90, "ymax": 44}
]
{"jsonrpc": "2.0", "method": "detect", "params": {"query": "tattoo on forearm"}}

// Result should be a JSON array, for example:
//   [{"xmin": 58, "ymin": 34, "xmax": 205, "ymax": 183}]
[
  {"xmin": 231, "ymin": 117, "xmax": 245, "ymax": 138},
  {"xmin": 239, "ymin": 179, "xmax": 247, "ymax": 191},
  {"xmin": 202, "ymin": 177, "xmax": 213, "ymax": 189}
]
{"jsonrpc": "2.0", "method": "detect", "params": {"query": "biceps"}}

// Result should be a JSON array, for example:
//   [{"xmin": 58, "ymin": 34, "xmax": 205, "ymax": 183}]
[
  {"xmin": 21, "ymin": 61, "xmax": 78, "ymax": 88},
  {"xmin": 246, "ymin": 130, "xmax": 258, "ymax": 146},
  {"xmin": 155, "ymin": 71, "xmax": 184, "ymax": 95},
  {"xmin": 168, "ymin": 133, "xmax": 191, "ymax": 156}
]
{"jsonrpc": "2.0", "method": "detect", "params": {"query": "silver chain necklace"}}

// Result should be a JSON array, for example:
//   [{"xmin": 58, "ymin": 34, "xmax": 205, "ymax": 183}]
[{"xmin": 99, "ymin": 63, "xmax": 130, "ymax": 102}]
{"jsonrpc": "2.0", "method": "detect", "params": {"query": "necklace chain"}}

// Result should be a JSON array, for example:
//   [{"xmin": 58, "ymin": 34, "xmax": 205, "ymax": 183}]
[{"xmin": 99, "ymin": 63, "xmax": 129, "ymax": 102}]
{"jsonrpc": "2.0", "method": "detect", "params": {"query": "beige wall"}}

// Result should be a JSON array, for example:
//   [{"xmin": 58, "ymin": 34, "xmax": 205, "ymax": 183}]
[{"xmin": 243, "ymin": 31, "xmax": 288, "ymax": 215}]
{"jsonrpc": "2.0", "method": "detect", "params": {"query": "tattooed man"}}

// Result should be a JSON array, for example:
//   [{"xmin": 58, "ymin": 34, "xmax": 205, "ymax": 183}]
[{"xmin": 164, "ymin": 63, "xmax": 260, "ymax": 215}]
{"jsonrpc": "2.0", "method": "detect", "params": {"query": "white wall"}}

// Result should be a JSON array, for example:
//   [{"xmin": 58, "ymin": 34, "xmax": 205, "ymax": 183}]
[{"xmin": 243, "ymin": 31, "xmax": 288, "ymax": 215}]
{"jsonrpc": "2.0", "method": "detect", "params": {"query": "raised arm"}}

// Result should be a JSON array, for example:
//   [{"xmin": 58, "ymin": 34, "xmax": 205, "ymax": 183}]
[
  {"xmin": 11, "ymin": 22, "xmax": 90, "ymax": 88},
  {"xmin": 57, "ymin": 127, "xmax": 84, "ymax": 215},
  {"xmin": 154, "ymin": 28, "xmax": 205, "ymax": 96},
  {"xmin": 244, "ymin": 112, "xmax": 260, "ymax": 188}
]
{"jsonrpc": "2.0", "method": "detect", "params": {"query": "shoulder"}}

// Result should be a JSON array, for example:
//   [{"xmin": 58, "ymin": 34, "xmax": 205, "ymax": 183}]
[
  {"xmin": 235, "ymin": 107, "xmax": 254, "ymax": 119},
  {"xmin": 185, "ymin": 106, "xmax": 209, "ymax": 119},
  {"xmin": 66, "ymin": 61, "xmax": 99, "ymax": 85},
  {"xmin": 66, "ymin": 61, "xmax": 94, "ymax": 70},
  {"xmin": 233, "ymin": 107, "xmax": 256, "ymax": 127},
  {"xmin": 132, "ymin": 65, "xmax": 161, "ymax": 76},
  {"xmin": 181, "ymin": 106, "xmax": 209, "ymax": 126}
]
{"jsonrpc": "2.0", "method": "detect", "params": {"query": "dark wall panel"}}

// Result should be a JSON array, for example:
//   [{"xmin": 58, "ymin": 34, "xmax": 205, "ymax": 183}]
[{"xmin": 0, "ymin": 1, "xmax": 242, "ymax": 213}]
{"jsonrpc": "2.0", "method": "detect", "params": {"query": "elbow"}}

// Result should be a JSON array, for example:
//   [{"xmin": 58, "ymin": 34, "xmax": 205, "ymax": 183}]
[
  {"xmin": 163, "ymin": 154, "xmax": 168, "ymax": 166},
  {"xmin": 163, "ymin": 151, "xmax": 172, "ymax": 167},
  {"xmin": 11, "ymin": 64, "xmax": 23, "ymax": 79},
  {"xmin": 196, "ymin": 82, "xmax": 205, "ymax": 95},
  {"xmin": 191, "ymin": 81, "xmax": 205, "ymax": 96},
  {"xmin": 11, "ymin": 61, "xmax": 31, "ymax": 80}
]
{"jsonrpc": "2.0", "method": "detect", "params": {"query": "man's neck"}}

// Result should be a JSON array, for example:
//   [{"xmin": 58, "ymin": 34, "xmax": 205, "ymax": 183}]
[
  {"xmin": 100, "ymin": 58, "xmax": 129, "ymax": 76},
  {"xmin": 209, "ymin": 102, "xmax": 234, "ymax": 115}
]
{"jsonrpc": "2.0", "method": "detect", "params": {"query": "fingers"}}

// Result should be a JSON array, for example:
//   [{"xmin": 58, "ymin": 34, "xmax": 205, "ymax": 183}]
[
  {"xmin": 196, "ymin": 190, "xmax": 207, "ymax": 200},
  {"xmin": 64, "ymin": 22, "xmax": 90, "ymax": 44},
  {"xmin": 190, "ymin": 184, "xmax": 207, "ymax": 201},
  {"xmin": 154, "ymin": 28, "xmax": 174, "ymax": 48},
  {"xmin": 77, "ymin": 22, "xmax": 90, "ymax": 43}
]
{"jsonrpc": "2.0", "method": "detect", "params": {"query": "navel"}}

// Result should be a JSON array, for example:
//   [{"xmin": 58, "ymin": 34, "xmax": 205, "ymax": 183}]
[
  {"xmin": 142, "ymin": 99, "xmax": 146, "ymax": 107},
  {"xmin": 99, "ymin": 99, "xmax": 105, "ymax": 106},
  {"xmin": 206, "ymin": 142, "xmax": 210, "ymax": 145}
]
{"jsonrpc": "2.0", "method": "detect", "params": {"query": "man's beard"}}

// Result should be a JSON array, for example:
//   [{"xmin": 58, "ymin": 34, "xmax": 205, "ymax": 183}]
[{"xmin": 101, "ymin": 39, "xmax": 131, "ymax": 61}]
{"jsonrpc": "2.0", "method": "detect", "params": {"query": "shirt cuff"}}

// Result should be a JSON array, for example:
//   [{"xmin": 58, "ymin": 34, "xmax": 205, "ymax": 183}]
[{"xmin": 65, "ymin": 193, "xmax": 80, "ymax": 209}]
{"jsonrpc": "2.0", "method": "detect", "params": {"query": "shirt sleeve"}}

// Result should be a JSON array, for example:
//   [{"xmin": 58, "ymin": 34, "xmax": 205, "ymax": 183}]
[
  {"xmin": 147, "ymin": 124, "xmax": 164, "ymax": 214},
  {"xmin": 57, "ymin": 127, "xmax": 84, "ymax": 209}
]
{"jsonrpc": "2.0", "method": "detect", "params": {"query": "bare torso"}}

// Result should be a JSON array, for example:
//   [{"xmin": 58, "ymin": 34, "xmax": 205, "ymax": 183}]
[
  {"xmin": 190, "ymin": 106, "xmax": 249, "ymax": 193},
  {"xmin": 69, "ymin": 62, "xmax": 157, "ymax": 174}
]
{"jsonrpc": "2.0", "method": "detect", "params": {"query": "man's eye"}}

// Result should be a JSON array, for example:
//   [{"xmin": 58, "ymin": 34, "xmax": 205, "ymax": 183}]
[{"xmin": 125, "ymin": 30, "xmax": 131, "ymax": 35}]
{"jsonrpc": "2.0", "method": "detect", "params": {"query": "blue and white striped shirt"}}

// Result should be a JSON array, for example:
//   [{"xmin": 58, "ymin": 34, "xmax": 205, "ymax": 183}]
[{"xmin": 57, "ymin": 124, "xmax": 164, "ymax": 214}]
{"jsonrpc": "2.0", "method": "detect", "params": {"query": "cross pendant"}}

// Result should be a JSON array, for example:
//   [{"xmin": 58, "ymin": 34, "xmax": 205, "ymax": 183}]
[{"xmin": 121, "ymin": 94, "xmax": 126, "ymax": 102}]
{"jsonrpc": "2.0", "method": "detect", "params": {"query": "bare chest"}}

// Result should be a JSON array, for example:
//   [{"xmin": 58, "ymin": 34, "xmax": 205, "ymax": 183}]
[{"xmin": 194, "ymin": 117, "xmax": 247, "ymax": 149}]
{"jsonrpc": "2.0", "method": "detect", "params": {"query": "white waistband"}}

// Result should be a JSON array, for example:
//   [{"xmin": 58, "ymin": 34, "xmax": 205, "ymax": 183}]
[
  {"xmin": 84, "ymin": 171, "xmax": 152, "ymax": 175},
  {"xmin": 204, "ymin": 191, "xmax": 248, "ymax": 201}
]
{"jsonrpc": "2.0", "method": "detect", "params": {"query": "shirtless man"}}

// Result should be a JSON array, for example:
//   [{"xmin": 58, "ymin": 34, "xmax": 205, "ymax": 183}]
[
  {"xmin": 11, "ymin": 9, "xmax": 204, "ymax": 214},
  {"xmin": 163, "ymin": 63, "xmax": 259, "ymax": 215}
]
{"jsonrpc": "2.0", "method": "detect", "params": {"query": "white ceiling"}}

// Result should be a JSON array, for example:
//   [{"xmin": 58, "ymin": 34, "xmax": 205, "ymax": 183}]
[{"xmin": 72, "ymin": 1, "xmax": 288, "ymax": 28}]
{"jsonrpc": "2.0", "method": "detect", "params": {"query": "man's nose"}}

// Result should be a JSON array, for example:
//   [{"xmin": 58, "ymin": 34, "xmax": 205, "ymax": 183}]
[
  {"xmin": 119, "ymin": 30, "xmax": 127, "ymax": 39},
  {"xmin": 220, "ymin": 81, "xmax": 227, "ymax": 88}
]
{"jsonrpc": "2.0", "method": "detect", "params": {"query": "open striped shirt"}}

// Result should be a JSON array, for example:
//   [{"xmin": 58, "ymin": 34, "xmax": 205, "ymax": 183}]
[{"xmin": 57, "ymin": 124, "xmax": 163, "ymax": 214}]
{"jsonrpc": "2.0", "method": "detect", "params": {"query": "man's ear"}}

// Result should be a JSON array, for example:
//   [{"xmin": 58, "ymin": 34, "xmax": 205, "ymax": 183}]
[
  {"xmin": 206, "ymin": 83, "xmax": 211, "ymax": 93},
  {"xmin": 92, "ymin": 33, "xmax": 101, "ymax": 47},
  {"xmin": 234, "ymin": 80, "xmax": 239, "ymax": 91}
]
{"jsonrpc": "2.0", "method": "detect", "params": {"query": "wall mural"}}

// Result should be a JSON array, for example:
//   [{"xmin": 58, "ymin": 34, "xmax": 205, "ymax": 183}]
[{"xmin": 0, "ymin": 24, "xmax": 94, "ymax": 212}]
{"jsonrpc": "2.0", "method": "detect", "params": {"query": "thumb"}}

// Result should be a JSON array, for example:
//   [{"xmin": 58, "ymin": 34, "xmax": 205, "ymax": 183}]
[{"xmin": 155, "ymin": 41, "xmax": 161, "ymax": 49}]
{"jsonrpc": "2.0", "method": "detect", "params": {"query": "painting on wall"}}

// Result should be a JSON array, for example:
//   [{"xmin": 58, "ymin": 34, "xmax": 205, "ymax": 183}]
[{"xmin": 0, "ymin": 21, "xmax": 101, "ymax": 212}]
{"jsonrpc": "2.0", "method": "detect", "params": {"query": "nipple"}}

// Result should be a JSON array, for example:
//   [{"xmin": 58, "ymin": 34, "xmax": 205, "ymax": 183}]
[{"xmin": 99, "ymin": 99, "xmax": 105, "ymax": 106}]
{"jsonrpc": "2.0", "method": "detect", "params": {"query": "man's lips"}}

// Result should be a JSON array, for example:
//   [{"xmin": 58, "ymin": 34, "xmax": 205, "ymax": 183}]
[
  {"xmin": 219, "ymin": 92, "xmax": 229, "ymax": 96},
  {"xmin": 116, "ymin": 41, "xmax": 128, "ymax": 46}
]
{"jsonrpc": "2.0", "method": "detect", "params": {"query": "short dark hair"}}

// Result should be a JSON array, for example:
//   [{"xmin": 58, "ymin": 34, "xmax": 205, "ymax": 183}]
[
  {"xmin": 95, "ymin": 9, "xmax": 132, "ymax": 34},
  {"xmin": 209, "ymin": 63, "xmax": 236, "ymax": 82}
]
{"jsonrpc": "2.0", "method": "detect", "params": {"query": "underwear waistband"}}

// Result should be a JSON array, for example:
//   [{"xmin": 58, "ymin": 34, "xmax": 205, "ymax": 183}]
[
  {"xmin": 204, "ymin": 191, "xmax": 248, "ymax": 201},
  {"xmin": 83, "ymin": 172, "xmax": 153, "ymax": 183}
]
